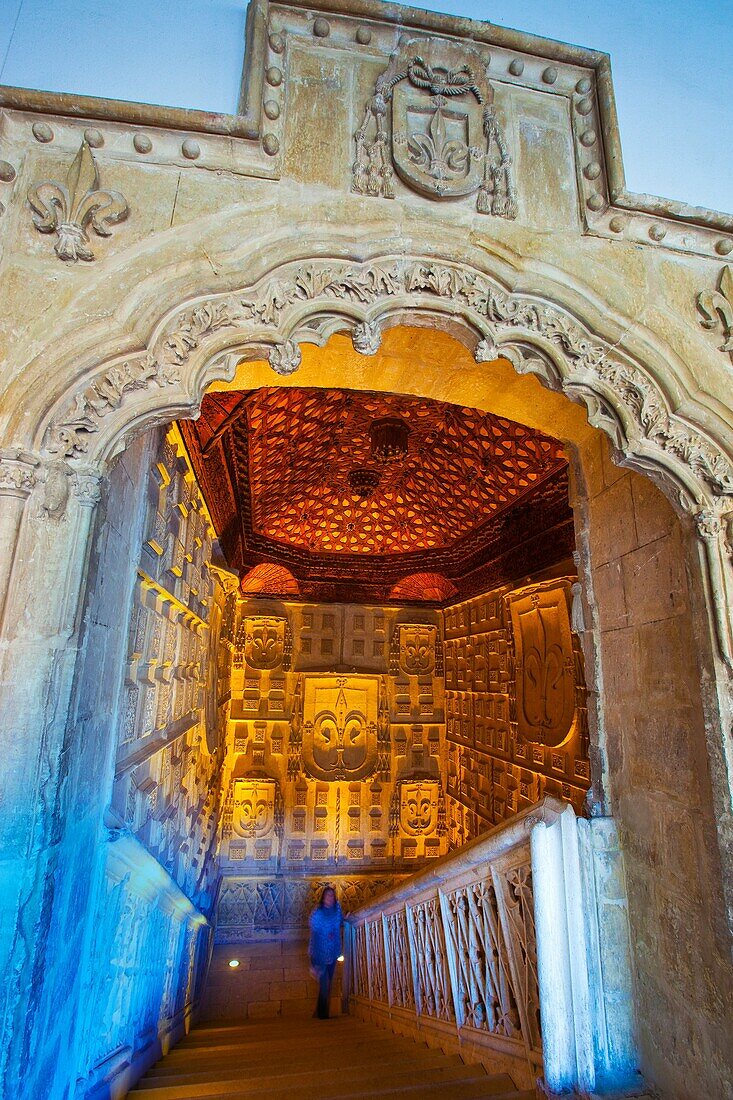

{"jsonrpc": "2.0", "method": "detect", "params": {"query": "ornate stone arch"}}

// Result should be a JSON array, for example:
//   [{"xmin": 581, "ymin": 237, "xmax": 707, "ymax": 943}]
[{"xmin": 2, "ymin": 245, "xmax": 732, "ymax": 666}]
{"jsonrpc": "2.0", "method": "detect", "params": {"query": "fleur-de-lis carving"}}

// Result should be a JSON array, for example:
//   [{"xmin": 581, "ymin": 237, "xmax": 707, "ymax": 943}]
[
  {"xmin": 697, "ymin": 265, "xmax": 733, "ymax": 355},
  {"xmin": 27, "ymin": 139, "xmax": 129, "ymax": 262}
]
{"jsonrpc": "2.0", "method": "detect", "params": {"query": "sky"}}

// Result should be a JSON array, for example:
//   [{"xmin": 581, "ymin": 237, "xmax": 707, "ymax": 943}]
[{"xmin": 0, "ymin": 0, "xmax": 730, "ymax": 213}]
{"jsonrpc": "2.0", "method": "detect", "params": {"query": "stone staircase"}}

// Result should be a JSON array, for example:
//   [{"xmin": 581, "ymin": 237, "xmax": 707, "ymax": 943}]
[{"xmin": 129, "ymin": 1016, "xmax": 537, "ymax": 1099}]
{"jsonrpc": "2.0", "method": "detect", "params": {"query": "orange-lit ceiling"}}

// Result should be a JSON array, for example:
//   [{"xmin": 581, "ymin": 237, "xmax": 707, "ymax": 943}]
[{"xmin": 181, "ymin": 386, "xmax": 574, "ymax": 604}]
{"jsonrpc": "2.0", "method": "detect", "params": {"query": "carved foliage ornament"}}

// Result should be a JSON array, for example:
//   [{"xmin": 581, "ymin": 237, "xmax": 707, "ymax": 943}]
[
  {"xmin": 46, "ymin": 257, "xmax": 733, "ymax": 501},
  {"xmin": 697, "ymin": 265, "xmax": 733, "ymax": 357},
  {"xmin": 353, "ymin": 40, "xmax": 516, "ymax": 218},
  {"xmin": 28, "ymin": 140, "xmax": 128, "ymax": 262}
]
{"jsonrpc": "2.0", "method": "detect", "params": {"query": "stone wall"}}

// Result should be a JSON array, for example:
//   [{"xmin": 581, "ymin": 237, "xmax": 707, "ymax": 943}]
[
  {"xmin": 109, "ymin": 424, "xmax": 234, "ymax": 913},
  {"xmin": 215, "ymin": 597, "xmax": 450, "ymax": 940},
  {"xmin": 3, "ymin": 426, "xmax": 234, "ymax": 1098},
  {"xmin": 443, "ymin": 573, "xmax": 589, "ymax": 846},
  {"xmin": 578, "ymin": 433, "xmax": 733, "ymax": 1099},
  {"xmin": 0, "ymin": 3, "xmax": 730, "ymax": 1097}
]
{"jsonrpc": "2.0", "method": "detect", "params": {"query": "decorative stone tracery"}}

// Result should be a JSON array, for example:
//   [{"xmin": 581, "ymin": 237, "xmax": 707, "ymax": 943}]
[{"xmin": 21, "ymin": 247, "xmax": 732, "ymax": 668}]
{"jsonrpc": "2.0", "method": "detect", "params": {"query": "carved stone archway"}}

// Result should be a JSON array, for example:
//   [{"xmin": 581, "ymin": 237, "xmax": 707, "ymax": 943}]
[
  {"xmin": 12, "ymin": 246, "xmax": 731, "ymax": 671},
  {"xmin": 2, "ymin": 240, "xmax": 733, "ymax": 1095}
]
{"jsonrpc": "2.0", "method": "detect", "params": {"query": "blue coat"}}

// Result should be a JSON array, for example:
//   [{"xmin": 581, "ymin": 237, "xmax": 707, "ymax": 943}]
[{"xmin": 309, "ymin": 903, "xmax": 344, "ymax": 968}]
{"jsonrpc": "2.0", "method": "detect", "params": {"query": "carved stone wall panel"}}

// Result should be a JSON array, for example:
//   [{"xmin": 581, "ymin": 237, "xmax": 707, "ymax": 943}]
[
  {"xmin": 231, "ymin": 778, "xmax": 277, "ymax": 840},
  {"xmin": 302, "ymin": 675, "xmax": 379, "ymax": 782},
  {"xmin": 506, "ymin": 582, "xmax": 575, "ymax": 746},
  {"xmin": 215, "ymin": 874, "xmax": 407, "ymax": 942},
  {"xmin": 218, "ymin": 595, "xmax": 450, "ymax": 926},
  {"xmin": 112, "ymin": 425, "xmax": 233, "ymax": 913},
  {"xmin": 443, "ymin": 574, "xmax": 589, "ymax": 834}
]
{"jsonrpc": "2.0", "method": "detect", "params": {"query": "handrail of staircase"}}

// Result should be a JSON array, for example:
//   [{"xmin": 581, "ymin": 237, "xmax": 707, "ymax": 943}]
[
  {"xmin": 347, "ymin": 795, "xmax": 567, "ymax": 920},
  {"xmin": 344, "ymin": 796, "xmax": 642, "ymax": 1098},
  {"xmin": 343, "ymin": 797, "xmax": 565, "ymax": 1087}
]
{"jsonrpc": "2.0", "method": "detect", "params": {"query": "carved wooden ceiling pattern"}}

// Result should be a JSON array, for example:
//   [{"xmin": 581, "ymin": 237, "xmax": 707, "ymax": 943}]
[{"xmin": 180, "ymin": 387, "xmax": 574, "ymax": 604}]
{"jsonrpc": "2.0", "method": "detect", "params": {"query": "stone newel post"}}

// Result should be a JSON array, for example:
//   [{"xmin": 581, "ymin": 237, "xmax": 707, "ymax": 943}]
[{"xmin": 531, "ymin": 806, "xmax": 640, "ymax": 1097}]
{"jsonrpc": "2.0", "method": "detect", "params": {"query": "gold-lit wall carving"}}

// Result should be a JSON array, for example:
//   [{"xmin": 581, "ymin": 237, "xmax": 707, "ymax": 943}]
[
  {"xmin": 215, "ymin": 577, "xmax": 589, "ymax": 938},
  {"xmin": 216, "ymin": 601, "xmax": 450, "ymax": 937},
  {"xmin": 443, "ymin": 576, "xmax": 589, "ymax": 847}
]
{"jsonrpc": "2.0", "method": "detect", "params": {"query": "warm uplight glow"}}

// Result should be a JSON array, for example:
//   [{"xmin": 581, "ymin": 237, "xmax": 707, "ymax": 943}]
[
  {"xmin": 337, "ymin": 955, "xmax": 344, "ymax": 962},
  {"xmin": 228, "ymin": 959, "xmax": 240, "ymax": 968}
]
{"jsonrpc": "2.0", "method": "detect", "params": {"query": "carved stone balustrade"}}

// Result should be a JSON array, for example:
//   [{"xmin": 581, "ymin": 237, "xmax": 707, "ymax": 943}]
[{"xmin": 346, "ymin": 797, "xmax": 641, "ymax": 1097}]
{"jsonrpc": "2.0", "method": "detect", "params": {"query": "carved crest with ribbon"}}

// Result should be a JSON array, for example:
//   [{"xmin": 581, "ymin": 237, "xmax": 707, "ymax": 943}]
[{"xmin": 352, "ymin": 37, "xmax": 516, "ymax": 217}]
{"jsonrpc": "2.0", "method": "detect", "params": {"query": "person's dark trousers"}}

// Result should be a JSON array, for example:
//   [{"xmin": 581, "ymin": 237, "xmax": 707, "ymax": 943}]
[{"xmin": 316, "ymin": 961, "xmax": 336, "ymax": 1018}]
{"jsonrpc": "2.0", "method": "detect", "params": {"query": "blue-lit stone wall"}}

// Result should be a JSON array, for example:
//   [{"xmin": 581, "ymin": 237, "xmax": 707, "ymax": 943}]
[{"xmin": 3, "ymin": 426, "xmax": 233, "ymax": 1100}]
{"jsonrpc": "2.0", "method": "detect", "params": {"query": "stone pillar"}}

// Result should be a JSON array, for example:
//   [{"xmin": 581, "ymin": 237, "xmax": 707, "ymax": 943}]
[
  {"xmin": 531, "ymin": 805, "xmax": 641, "ymax": 1097},
  {"xmin": 0, "ymin": 460, "xmax": 102, "ymax": 1095},
  {"xmin": 0, "ymin": 449, "xmax": 40, "ymax": 625}
]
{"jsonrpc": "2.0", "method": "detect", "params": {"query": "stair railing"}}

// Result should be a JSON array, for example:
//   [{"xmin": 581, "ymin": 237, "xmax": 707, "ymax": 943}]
[{"xmin": 345, "ymin": 797, "xmax": 641, "ymax": 1097}]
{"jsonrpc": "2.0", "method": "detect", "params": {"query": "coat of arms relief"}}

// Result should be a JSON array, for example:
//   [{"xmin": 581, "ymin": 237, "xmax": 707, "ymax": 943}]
[
  {"xmin": 301, "ymin": 675, "xmax": 379, "ymax": 781},
  {"xmin": 352, "ymin": 38, "xmax": 516, "ymax": 218}
]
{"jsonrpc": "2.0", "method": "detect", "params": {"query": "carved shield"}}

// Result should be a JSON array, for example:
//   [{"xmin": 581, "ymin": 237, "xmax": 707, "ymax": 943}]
[
  {"xmin": 231, "ymin": 779, "xmax": 276, "ymax": 839},
  {"xmin": 399, "ymin": 780, "xmax": 439, "ymax": 836},
  {"xmin": 508, "ymin": 584, "xmax": 575, "ymax": 747},
  {"xmin": 399, "ymin": 625, "xmax": 437, "ymax": 675},
  {"xmin": 302, "ymin": 675, "xmax": 378, "ymax": 781},
  {"xmin": 244, "ymin": 616, "xmax": 285, "ymax": 670},
  {"xmin": 391, "ymin": 61, "xmax": 485, "ymax": 200}
]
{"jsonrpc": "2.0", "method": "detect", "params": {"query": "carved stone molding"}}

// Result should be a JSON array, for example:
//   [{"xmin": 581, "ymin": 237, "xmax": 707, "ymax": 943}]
[
  {"xmin": 41, "ymin": 253, "xmax": 733, "ymax": 512},
  {"xmin": 697, "ymin": 266, "xmax": 733, "ymax": 358},
  {"xmin": 0, "ymin": 449, "xmax": 40, "ymax": 497},
  {"xmin": 27, "ymin": 140, "xmax": 129, "ymax": 262},
  {"xmin": 352, "ymin": 320, "xmax": 382, "ymax": 355},
  {"xmin": 268, "ymin": 340, "xmax": 302, "ymax": 376}
]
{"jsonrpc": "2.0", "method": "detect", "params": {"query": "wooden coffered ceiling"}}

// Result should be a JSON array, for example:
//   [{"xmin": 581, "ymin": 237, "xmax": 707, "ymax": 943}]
[{"xmin": 180, "ymin": 386, "xmax": 574, "ymax": 604}]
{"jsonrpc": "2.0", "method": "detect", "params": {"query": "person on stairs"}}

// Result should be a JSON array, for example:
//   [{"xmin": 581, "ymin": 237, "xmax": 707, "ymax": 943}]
[{"xmin": 308, "ymin": 885, "xmax": 344, "ymax": 1019}]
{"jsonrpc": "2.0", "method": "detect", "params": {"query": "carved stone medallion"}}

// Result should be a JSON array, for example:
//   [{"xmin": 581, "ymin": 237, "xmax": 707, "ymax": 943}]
[
  {"xmin": 302, "ymin": 675, "xmax": 378, "ymax": 781},
  {"xmin": 507, "ymin": 583, "xmax": 575, "ymax": 747},
  {"xmin": 231, "ymin": 778, "xmax": 276, "ymax": 839},
  {"xmin": 399, "ymin": 779, "xmax": 440, "ymax": 836},
  {"xmin": 399, "ymin": 624, "xmax": 437, "ymax": 675},
  {"xmin": 244, "ymin": 616, "xmax": 286, "ymax": 670},
  {"xmin": 353, "ymin": 38, "xmax": 516, "ymax": 217}
]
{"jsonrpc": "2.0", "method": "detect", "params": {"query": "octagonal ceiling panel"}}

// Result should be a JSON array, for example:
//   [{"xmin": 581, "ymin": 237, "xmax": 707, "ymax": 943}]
[{"xmin": 181, "ymin": 386, "xmax": 574, "ymax": 603}]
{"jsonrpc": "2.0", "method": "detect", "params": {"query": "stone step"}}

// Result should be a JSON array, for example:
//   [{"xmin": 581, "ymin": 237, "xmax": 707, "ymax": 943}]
[
  {"xmin": 132, "ymin": 1016, "xmax": 530, "ymax": 1100},
  {"xmin": 130, "ymin": 1062, "xmax": 502, "ymax": 1099},
  {"xmin": 135, "ymin": 1051, "xmax": 476, "ymax": 1091},
  {"xmin": 149, "ymin": 1044, "xmax": 457, "ymax": 1078},
  {"xmin": 164, "ymin": 1032, "xmax": 421, "ymax": 1065}
]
